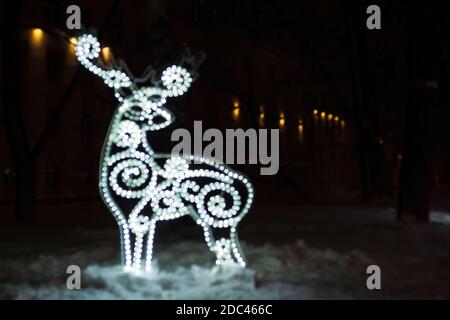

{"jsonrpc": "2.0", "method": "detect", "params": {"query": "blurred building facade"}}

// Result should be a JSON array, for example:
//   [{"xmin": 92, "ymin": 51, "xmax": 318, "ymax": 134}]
[{"xmin": 2, "ymin": 0, "xmax": 448, "ymax": 221}]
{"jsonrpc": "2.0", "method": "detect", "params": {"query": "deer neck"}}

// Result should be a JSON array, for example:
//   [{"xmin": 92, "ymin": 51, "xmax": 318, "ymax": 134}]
[{"xmin": 101, "ymin": 104, "xmax": 155, "ymax": 163}]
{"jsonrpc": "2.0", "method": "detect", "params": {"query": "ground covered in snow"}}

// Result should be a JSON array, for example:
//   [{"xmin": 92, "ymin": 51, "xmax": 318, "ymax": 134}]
[{"xmin": 1, "ymin": 205, "xmax": 449, "ymax": 299}]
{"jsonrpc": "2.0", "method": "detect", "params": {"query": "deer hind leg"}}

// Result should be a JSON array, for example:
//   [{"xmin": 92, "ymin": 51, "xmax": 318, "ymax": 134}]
[
  {"xmin": 212, "ymin": 226, "xmax": 247, "ymax": 267},
  {"xmin": 207, "ymin": 226, "xmax": 246, "ymax": 267},
  {"xmin": 229, "ymin": 226, "xmax": 247, "ymax": 267},
  {"xmin": 188, "ymin": 207, "xmax": 246, "ymax": 267}
]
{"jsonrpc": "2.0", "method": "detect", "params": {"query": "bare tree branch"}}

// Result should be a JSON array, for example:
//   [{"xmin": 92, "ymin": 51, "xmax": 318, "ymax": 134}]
[{"xmin": 31, "ymin": 0, "xmax": 121, "ymax": 156}]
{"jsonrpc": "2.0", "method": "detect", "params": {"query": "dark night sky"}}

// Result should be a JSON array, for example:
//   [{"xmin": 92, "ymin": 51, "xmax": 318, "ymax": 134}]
[{"xmin": 0, "ymin": 0, "xmax": 449, "ymax": 223}]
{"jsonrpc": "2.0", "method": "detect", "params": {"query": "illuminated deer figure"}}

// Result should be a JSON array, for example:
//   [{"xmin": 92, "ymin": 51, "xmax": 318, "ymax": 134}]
[{"xmin": 75, "ymin": 34, "xmax": 254, "ymax": 273}]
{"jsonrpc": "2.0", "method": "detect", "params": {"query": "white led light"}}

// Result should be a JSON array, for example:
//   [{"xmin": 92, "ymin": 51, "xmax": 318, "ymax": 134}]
[
  {"xmin": 76, "ymin": 33, "xmax": 254, "ymax": 273},
  {"xmin": 75, "ymin": 34, "xmax": 131, "ymax": 100},
  {"xmin": 161, "ymin": 65, "xmax": 192, "ymax": 97}
]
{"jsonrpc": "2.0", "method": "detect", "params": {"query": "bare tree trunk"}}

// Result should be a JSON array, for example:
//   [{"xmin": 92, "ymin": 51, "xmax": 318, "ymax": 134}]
[
  {"xmin": 15, "ymin": 158, "xmax": 37, "ymax": 222},
  {"xmin": 1, "ymin": 0, "xmax": 37, "ymax": 222},
  {"xmin": 397, "ymin": 2, "xmax": 439, "ymax": 223},
  {"xmin": 398, "ymin": 88, "xmax": 433, "ymax": 222},
  {"xmin": 1, "ymin": 1, "xmax": 122, "ymax": 222},
  {"xmin": 342, "ymin": 0, "xmax": 374, "ymax": 200},
  {"xmin": 343, "ymin": 0, "xmax": 398, "ymax": 201}
]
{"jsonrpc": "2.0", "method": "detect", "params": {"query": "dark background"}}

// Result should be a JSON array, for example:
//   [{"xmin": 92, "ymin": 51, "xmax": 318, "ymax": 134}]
[
  {"xmin": 0, "ymin": 0, "xmax": 450, "ymax": 299},
  {"xmin": 1, "ymin": 0, "xmax": 449, "ymax": 224}
]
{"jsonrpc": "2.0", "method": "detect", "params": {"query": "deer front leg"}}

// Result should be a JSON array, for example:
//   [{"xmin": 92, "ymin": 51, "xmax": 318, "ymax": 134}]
[
  {"xmin": 115, "ymin": 205, "xmax": 157, "ymax": 273},
  {"xmin": 127, "ymin": 197, "xmax": 154, "ymax": 273},
  {"xmin": 127, "ymin": 225, "xmax": 155, "ymax": 274},
  {"xmin": 119, "ymin": 224, "xmax": 133, "ymax": 272},
  {"xmin": 145, "ymin": 220, "xmax": 157, "ymax": 272},
  {"xmin": 132, "ymin": 231, "xmax": 145, "ymax": 272}
]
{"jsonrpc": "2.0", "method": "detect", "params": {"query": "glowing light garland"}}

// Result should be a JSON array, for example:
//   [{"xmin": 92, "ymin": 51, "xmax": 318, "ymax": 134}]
[{"xmin": 75, "ymin": 33, "xmax": 254, "ymax": 273}]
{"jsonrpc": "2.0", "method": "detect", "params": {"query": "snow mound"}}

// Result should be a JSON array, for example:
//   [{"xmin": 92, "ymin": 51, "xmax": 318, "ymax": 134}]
[{"xmin": 0, "ymin": 234, "xmax": 375, "ymax": 299}]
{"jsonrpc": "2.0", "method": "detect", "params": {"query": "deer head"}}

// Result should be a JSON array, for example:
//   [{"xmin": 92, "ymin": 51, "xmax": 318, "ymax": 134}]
[{"xmin": 75, "ymin": 33, "xmax": 204, "ymax": 131}]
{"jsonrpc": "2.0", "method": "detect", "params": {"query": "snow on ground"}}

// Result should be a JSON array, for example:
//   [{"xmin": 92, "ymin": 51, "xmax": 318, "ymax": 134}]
[
  {"xmin": 0, "ymin": 205, "xmax": 449, "ymax": 299},
  {"xmin": 0, "ymin": 237, "xmax": 374, "ymax": 299}
]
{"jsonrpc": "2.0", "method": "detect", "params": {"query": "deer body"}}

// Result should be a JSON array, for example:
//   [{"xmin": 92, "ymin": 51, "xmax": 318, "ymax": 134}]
[{"xmin": 76, "ymin": 34, "xmax": 254, "ymax": 273}]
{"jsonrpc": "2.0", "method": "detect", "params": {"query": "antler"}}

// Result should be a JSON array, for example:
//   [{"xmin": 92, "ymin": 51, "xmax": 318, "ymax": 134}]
[
  {"xmin": 159, "ymin": 44, "xmax": 205, "ymax": 97},
  {"xmin": 75, "ymin": 33, "xmax": 132, "ymax": 101},
  {"xmin": 76, "ymin": 33, "xmax": 206, "ymax": 103}
]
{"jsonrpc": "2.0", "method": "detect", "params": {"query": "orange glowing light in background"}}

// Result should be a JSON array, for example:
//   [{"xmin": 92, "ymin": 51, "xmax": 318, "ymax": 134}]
[
  {"xmin": 232, "ymin": 98, "xmax": 240, "ymax": 121},
  {"xmin": 298, "ymin": 119, "xmax": 304, "ymax": 142},
  {"xmin": 69, "ymin": 37, "xmax": 78, "ymax": 46},
  {"xmin": 279, "ymin": 112, "xmax": 286, "ymax": 128},
  {"xmin": 31, "ymin": 28, "xmax": 44, "ymax": 44},
  {"xmin": 232, "ymin": 108, "xmax": 240, "ymax": 121},
  {"xmin": 258, "ymin": 105, "xmax": 265, "ymax": 126},
  {"xmin": 102, "ymin": 47, "xmax": 111, "ymax": 61},
  {"xmin": 298, "ymin": 119, "xmax": 304, "ymax": 133}
]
